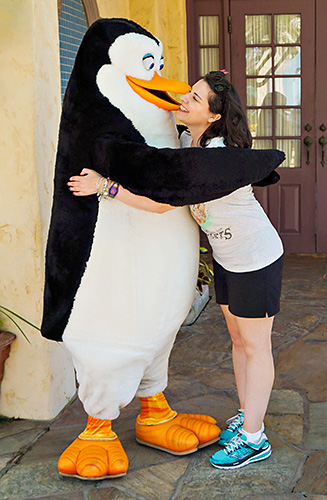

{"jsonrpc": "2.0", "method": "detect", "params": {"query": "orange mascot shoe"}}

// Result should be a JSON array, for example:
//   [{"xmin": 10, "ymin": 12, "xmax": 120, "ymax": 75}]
[
  {"xmin": 58, "ymin": 416, "xmax": 128, "ymax": 480},
  {"xmin": 135, "ymin": 393, "xmax": 221, "ymax": 455}
]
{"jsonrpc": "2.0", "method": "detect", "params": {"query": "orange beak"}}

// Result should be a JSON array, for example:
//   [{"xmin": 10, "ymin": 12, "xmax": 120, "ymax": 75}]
[{"xmin": 126, "ymin": 72, "xmax": 191, "ymax": 111}]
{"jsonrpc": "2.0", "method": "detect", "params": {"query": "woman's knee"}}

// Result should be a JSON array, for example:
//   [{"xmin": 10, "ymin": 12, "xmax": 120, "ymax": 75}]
[
  {"xmin": 230, "ymin": 329, "xmax": 243, "ymax": 348},
  {"xmin": 241, "ymin": 334, "xmax": 272, "ymax": 359},
  {"xmin": 220, "ymin": 304, "xmax": 242, "ymax": 344},
  {"xmin": 236, "ymin": 317, "xmax": 273, "ymax": 352}
]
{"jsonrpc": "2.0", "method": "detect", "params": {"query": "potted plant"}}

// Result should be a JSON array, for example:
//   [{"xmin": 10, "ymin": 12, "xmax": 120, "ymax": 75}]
[
  {"xmin": 0, "ymin": 305, "xmax": 39, "ymax": 385},
  {"xmin": 183, "ymin": 248, "xmax": 213, "ymax": 326}
]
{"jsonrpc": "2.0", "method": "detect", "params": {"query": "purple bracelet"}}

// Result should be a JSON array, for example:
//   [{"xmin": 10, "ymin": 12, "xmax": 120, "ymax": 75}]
[{"xmin": 108, "ymin": 182, "xmax": 119, "ymax": 198}]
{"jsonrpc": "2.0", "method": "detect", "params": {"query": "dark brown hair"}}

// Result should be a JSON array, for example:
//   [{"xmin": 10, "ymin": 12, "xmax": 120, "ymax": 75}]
[{"xmin": 199, "ymin": 71, "xmax": 252, "ymax": 149}]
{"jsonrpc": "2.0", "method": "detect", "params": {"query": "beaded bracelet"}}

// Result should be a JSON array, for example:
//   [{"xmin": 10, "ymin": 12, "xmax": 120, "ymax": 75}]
[
  {"xmin": 97, "ymin": 178, "xmax": 110, "ymax": 201},
  {"xmin": 97, "ymin": 179, "xmax": 120, "ymax": 201}
]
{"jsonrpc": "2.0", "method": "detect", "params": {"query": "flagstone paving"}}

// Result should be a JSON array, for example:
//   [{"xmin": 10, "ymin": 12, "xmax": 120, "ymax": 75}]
[{"xmin": 0, "ymin": 254, "xmax": 326, "ymax": 499}]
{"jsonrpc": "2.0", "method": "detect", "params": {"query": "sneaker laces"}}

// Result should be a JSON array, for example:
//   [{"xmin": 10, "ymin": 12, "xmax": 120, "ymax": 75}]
[
  {"xmin": 225, "ymin": 412, "xmax": 244, "ymax": 432},
  {"xmin": 225, "ymin": 433, "xmax": 246, "ymax": 454}
]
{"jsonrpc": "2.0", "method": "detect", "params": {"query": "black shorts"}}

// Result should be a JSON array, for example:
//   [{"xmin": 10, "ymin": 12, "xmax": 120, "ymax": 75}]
[{"xmin": 213, "ymin": 255, "xmax": 283, "ymax": 318}]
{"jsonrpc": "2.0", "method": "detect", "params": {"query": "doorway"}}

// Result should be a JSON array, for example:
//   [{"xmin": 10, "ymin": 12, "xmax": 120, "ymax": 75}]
[{"xmin": 186, "ymin": 0, "xmax": 327, "ymax": 253}]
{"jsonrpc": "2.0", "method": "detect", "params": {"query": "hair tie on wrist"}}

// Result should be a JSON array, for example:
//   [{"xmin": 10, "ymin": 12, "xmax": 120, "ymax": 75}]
[{"xmin": 96, "ymin": 176, "xmax": 103, "ymax": 191}]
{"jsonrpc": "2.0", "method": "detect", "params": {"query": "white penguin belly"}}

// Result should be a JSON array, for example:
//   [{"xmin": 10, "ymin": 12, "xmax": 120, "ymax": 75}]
[
  {"xmin": 64, "ymin": 200, "xmax": 199, "ymax": 351},
  {"xmin": 63, "ymin": 201, "xmax": 199, "ymax": 418}
]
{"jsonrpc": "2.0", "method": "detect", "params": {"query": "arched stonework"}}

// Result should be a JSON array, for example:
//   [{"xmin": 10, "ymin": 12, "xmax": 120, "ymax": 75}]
[
  {"xmin": 58, "ymin": 0, "xmax": 100, "ymax": 25},
  {"xmin": 82, "ymin": 0, "xmax": 100, "ymax": 24}
]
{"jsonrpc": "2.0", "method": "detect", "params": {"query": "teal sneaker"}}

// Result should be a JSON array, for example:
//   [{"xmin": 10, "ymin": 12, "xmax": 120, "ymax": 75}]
[
  {"xmin": 210, "ymin": 432, "xmax": 271, "ymax": 469},
  {"xmin": 217, "ymin": 410, "xmax": 244, "ymax": 446}
]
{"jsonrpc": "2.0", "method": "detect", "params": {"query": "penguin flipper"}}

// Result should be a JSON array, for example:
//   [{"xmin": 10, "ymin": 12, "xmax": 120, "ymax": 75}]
[{"xmin": 92, "ymin": 133, "xmax": 284, "ymax": 206}]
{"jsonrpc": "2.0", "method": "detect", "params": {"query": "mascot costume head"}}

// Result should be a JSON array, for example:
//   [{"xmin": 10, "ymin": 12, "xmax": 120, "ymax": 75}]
[{"xmin": 41, "ymin": 18, "xmax": 284, "ymax": 480}]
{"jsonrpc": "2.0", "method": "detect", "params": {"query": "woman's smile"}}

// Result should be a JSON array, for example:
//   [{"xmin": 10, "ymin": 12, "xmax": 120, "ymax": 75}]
[
  {"xmin": 179, "ymin": 104, "xmax": 189, "ymax": 113},
  {"xmin": 176, "ymin": 79, "xmax": 221, "ymax": 144}
]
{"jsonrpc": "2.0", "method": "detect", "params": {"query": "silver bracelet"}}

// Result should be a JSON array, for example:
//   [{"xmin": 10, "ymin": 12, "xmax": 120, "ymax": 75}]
[{"xmin": 97, "ymin": 178, "xmax": 110, "ymax": 201}]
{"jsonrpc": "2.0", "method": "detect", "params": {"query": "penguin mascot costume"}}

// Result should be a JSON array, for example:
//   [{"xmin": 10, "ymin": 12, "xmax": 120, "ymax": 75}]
[{"xmin": 41, "ymin": 18, "xmax": 284, "ymax": 480}]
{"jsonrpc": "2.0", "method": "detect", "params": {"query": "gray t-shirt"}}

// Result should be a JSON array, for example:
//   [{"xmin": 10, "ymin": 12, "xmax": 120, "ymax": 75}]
[{"xmin": 180, "ymin": 132, "xmax": 283, "ymax": 272}]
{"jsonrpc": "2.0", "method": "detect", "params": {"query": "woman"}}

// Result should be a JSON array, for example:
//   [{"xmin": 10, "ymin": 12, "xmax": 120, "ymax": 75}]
[{"xmin": 68, "ymin": 71, "xmax": 283, "ymax": 470}]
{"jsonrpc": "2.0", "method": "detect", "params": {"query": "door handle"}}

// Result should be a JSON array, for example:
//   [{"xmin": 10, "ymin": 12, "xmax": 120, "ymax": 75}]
[
  {"xmin": 303, "ymin": 136, "xmax": 313, "ymax": 165},
  {"xmin": 319, "ymin": 136, "xmax": 327, "ymax": 167}
]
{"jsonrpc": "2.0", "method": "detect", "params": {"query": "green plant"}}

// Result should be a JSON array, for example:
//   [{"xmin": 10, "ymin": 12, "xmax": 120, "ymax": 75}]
[
  {"xmin": 198, "ymin": 247, "xmax": 214, "ymax": 291},
  {"xmin": 0, "ymin": 306, "xmax": 40, "ymax": 344}
]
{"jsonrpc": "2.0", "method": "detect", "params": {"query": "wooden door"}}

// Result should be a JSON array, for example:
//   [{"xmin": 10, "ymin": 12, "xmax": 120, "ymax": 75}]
[
  {"xmin": 230, "ymin": 0, "xmax": 316, "ymax": 253},
  {"xmin": 316, "ymin": 0, "xmax": 327, "ymax": 252},
  {"xmin": 186, "ymin": 0, "xmax": 229, "ymax": 84},
  {"xmin": 186, "ymin": 0, "xmax": 327, "ymax": 253}
]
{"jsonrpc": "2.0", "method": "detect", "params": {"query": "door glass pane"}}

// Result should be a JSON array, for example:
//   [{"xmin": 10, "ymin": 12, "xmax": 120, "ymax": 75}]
[
  {"xmin": 245, "ymin": 15, "xmax": 271, "ymax": 44},
  {"xmin": 200, "ymin": 48, "xmax": 219, "ymax": 75},
  {"xmin": 246, "ymin": 47, "xmax": 272, "ymax": 75},
  {"xmin": 244, "ymin": 12, "xmax": 302, "ymax": 169},
  {"xmin": 248, "ymin": 109, "xmax": 272, "ymax": 136},
  {"xmin": 252, "ymin": 139, "xmax": 273, "ymax": 149},
  {"xmin": 246, "ymin": 78, "xmax": 272, "ymax": 106},
  {"xmin": 275, "ymin": 47, "xmax": 301, "ymax": 75},
  {"xmin": 274, "ymin": 14, "xmax": 301, "ymax": 44},
  {"xmin": 275, "ymin": 77, "xmax": 301, "ymax": 105},
  {"xmin": 276, "ymin": 109, "xmax": 301, "ymax": 136},
  {"xmin": 276, "ymin": 139, "xmax": 301, "ymax": 167},
  {"xmin": 199, "ymin": 16, "xmax": 219, "ymax": 45}
]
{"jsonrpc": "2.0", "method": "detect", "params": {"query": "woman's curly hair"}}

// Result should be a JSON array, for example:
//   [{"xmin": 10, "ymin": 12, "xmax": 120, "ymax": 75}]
[{"xmin": 199, "ymin": 71, "xmax": 252, "ymax": 149}]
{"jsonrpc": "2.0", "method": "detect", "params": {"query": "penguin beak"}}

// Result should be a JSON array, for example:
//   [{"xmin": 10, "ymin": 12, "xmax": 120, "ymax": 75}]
[{"xmin": 126, "ymin": 72, "xmax": 191, "ymax": 111}]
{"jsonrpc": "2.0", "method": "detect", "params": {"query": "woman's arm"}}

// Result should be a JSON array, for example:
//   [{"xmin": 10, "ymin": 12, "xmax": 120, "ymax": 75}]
[{"xmin": 67, "ymin": 168, "xmax": 176, "ymax": 214}]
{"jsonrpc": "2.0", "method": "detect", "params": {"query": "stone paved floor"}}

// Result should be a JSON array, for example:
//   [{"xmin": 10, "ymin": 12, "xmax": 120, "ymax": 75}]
[{"xmin": 0, "ymin": 254, "xmax": 326, "ymax": 500}]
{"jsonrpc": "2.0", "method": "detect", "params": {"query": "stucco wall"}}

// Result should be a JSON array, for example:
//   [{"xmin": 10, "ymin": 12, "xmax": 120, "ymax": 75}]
[
  {"xmin": 97, "ymin": 0, "xmax": 129, "ymax": 19},
  {"xmin": 0, "ymin": 0, "xmax": 188, "ymax": 420},
  {"xmin": 97, "ymin": 0, "xmax": 188, "ymax": 85},
  {"xmin": 0, "ymin": 0, "xmax": 76, "ymax": 419}
]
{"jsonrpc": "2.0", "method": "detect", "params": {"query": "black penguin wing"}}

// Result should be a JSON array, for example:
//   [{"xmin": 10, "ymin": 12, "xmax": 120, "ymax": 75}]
[
  {"xmin": 92, "ymin": 134, "xmax": 284, "ymax": 206},
  {"xmin": 41, "ymin": 175, "xmax": 99, "ymax": 342}
]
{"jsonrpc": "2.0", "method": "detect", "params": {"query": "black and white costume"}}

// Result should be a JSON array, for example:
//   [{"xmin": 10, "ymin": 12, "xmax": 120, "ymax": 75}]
[{"xmin": 41, "ymin": 18, "xmax": 284, "ymax": 420}]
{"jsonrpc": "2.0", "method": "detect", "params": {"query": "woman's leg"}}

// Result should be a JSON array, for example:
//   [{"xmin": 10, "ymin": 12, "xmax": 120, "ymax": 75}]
[
  {"xmin": 233, "ymin": 314, "xmax": 274, "ymax": 433},
  {"xmin": 220, "ymin": 304, "xmax": 246, "ymax": 410},
  {"xmin": 220, "ymin": 306, "xmax": 275, "ymax": 434}
]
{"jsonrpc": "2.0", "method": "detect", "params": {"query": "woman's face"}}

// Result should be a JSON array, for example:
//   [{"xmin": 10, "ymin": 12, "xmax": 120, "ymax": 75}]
[{"xmin": 176, "ymin": 79, "xmax": 221, "ymax": 130}]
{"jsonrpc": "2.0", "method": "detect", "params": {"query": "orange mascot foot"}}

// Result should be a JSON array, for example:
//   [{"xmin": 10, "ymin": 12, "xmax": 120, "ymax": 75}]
[
  {"xmin": 58, "ymin": 416, "xmax": 128, "ymax": 480},
  {"xmin": 135, "ymin": 393, "xmax": 221, "ymax": 455}
]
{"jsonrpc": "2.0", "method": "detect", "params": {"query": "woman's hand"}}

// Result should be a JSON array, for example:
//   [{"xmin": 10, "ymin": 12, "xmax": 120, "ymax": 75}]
[
  {"xmin": 67, "ymin": 168, "xmax": 105, "ymax": 196},
  {"xmin": 67, "ymin": 168, "xmax": 175, "ymax": 214}
]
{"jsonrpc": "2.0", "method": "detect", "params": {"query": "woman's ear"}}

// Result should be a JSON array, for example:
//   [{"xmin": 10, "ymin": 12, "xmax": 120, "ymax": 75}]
[{"xmin": 208, "ymin": 113, "xmax": 221, "ymax": 123}]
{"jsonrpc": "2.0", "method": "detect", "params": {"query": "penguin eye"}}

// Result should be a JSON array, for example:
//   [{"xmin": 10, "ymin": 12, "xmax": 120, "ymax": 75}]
[
  {"xmin": 159, "ymin": 57, "xmax": 164, "ymax": 70},
  {"xmin": 143, "ymin": 53, "xmax": 155, "ymax": 71}
]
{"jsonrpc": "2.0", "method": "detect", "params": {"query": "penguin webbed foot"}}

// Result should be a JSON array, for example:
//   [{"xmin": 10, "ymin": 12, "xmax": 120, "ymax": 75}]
[
  {"xmin": 58, "ymin": 416, "xmax": 128, "ymax": 480},
  {"xmin": 135, "ymin": 412, "xmax": 221, "ymax": 455},
  {"xmin": 58, "ymin": 437, "xmax": 128, "ymax": 480}
]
